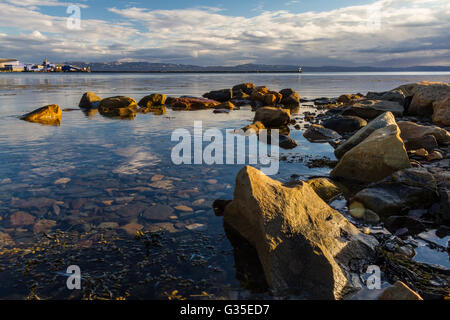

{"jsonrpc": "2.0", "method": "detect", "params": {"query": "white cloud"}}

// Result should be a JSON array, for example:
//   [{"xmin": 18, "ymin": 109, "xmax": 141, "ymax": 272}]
[{"xmin": 0, "ymin": 0, "xmax": 449, "ymax": 66}]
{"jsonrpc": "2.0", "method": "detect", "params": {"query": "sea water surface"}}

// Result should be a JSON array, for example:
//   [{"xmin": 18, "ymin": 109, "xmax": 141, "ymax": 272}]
[{"xmin": 0, "ymin": 72, "xmax": 449, "ymax": 299}]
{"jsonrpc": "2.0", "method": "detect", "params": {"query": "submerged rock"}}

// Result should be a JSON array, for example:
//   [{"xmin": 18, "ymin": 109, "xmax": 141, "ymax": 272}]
[
  {"xmin": 253, "ymin": 107, "xmax": 290, "ymax": 128},
  {"xmin": 79, "ymin": 92, "xmax": 101, "ymax": 109},
  {"xmin": 343, "ymin": 99, "xmax": 404, "ymax": 119},
  {"xmin": 331, "ymin": 124, "xmax": 411, "ymax": 183},
  {"xmin": 335, "ymin": 112, "xmax": 396, "ymax": 158},
  {"xmin": 223, "ymin": 166, "xmax": 378, "ymax": 299},
  {"xmin": 279, "ymin": 135, "xmax": 298, "ymax": 149},
  {"xmin": 350, "ymin": 168, "xmax": 437, "ymax": 217},
  {"xmin": 303, "ymin": 124, "xmax": 341, "ymax": 142},
  {"xmin": 20, "ymin": 104, "xmax": 62, "ymax": 125}
]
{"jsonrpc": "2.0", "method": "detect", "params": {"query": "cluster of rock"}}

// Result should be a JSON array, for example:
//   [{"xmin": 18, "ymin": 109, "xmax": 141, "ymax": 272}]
[
  {"xmin": 20, "ymin": 83, "xmax": 302, "ymax": 124},
  {"xmin": 220, "ymin": 81, "xmax": 449, "ymax": 300}
]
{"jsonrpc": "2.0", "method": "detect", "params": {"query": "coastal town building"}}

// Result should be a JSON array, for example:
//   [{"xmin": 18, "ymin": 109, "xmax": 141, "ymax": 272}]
[{"xmin": 1, "ymin": 58, "xmax": 89, "ymax": 72}]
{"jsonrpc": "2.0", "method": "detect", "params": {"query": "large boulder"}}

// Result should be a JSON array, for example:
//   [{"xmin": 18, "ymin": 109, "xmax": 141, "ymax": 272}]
[
  {"xmin": 408, "ymin": 82, "xmax": 450, "ymax": 116},
  {"xmin": 79, "ymin": 92, "xmax": 101, "ymax": 109},
  {"xmin": 254, "ymin": 107, "xmax": 290, "ymax": 128},
  {"xmin": 350, "ymin": 168, "xmax": 438, "ymax": 217},
  {"xmin": 167, "ymin": 97, "xmax": 220, "ymax": 110},
  {"xmin": 342, "ymin": 100, "xmax": 404, "ymax": 119},
  {"xmin": 335, "ymin": 112, "xmax": 396, "ymax": 159},
  {"xmin": 203, "ymin": 89, "xmax": 232, "ymax": 102},
  {"xmin": 331, "ymin": 124, "xmax": 411, "ymax": 183},
  {"xmin": 279, "ymin": 88, "xmax": 300, "ymax": 108},
  {"xmin": 224, "ymin": 166, "xmax": 378, "ymax": 299},
  {"xmin": 432, "ymin": 94, "xmax": 450, "ymax": 126},
  {"xmin": 98, "ymin": 96, "xmax": 138, "ymax": 118},
  {"xmin": 366, "ymin": 90, "xmax": 406, "ymax": 105},
  {"xmin": 21, "ymin": 104, "xmax": 62, "ymax": 125},
  {"xmin": 397, "ymin": 121, "xmax": 450, "ymax": 151},
  {"xmin": 303, "ymin": 124, "xmax": 341, "ymax": 142},
  {"xmin": 322, "ymin": 116, "xmax": 367, "ymax": 134},
  {"xmin": 138, "ymin": 93, "xmax": 166, "ymax": 108}
]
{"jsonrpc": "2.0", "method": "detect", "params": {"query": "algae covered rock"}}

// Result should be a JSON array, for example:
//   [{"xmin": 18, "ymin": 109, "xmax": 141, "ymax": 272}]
[{"xmin": 79, "ymin": 92, "xmax": 101, "ymax": 109}]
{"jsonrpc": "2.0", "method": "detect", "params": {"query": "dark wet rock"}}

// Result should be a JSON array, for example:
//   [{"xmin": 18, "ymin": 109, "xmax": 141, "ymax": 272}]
[
  {"xmin": 426, "ymin": 150, "xmax": 444, "ymax": 161},
  {"xmin": 143, "ymin": 204, "xmax": 174, "ymax": 221},
  {"xmin": 384, "ymin": 216, "xmax": 428, "ymax": 235},
  {"xmin": 98, "ymin": 96, "xmax": 138, "ymax": 118},
  {"xmin": 279, "ymin": 88, "xmax": 300, "ymax": 108},
  {"xmin": 213, "ymin": 199, "xmax": 232, "ymax": 216},
  {"xmin": 224, "ymin": 166, "xmax": 378, "ymax": 299},
  {"xmin": 279, "ymin": 135, "xmax": 298, "ymax": 149},
  {"xmin": 167, "ymin": 97, "xmax": 220, "ymax": 110},
  {"xmin": 213, "ymin": 109, "xmax": 230, "ymax": 114},
  {"xmin": 303, "ymin": 124, "xmax": 341, "ymax": 142},
  {"xmin": 366, "ymin": 90, "xmax": 406, "ymax": 104},
  {"xmin": 322, "ymin": 116, "xmax": 367, "ymax": 134},
  {"xmin": 203, "ymin": 89, "xmax": 232, "ymax": 102},
  {"xmin": 10, "ymin": 211, "xmax": 35, "ymax": 227},
  {"xmin": 342, "ymin": 99, "xmax": 404, "ymax": 119},
  {"xmin": 79, "ymin": 92, "xmax": 101, "ymax": 109},
  {"xmin": 331, "ymin": 124, "xmax": 410, "ymax": 183},
  {"xmin": 20, "ymin": 104, "xmax": 62, "ymax": 125},
  {"xmin": 350, "ymin": 168, "xmax": 438, "ymax": 217},
  {"xmin": 138, "ymin": 93, "xmax": 166, "ymax": 108},
  {"xmin": 314, "ymin": 98, "xmax": 337, "ymax": 105},
  {"xmin": 253, "ymin": 107, "xmax": 290, "ymax": 128}
]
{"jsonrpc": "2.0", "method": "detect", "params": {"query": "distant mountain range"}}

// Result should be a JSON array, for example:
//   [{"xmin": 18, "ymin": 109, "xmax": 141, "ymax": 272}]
[{"xmin": 63, "ymin": 61, "xmax": 450, "ymax": 73}]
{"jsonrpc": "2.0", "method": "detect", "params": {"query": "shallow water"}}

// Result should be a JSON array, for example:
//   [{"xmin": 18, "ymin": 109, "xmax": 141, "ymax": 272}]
[{"xmin": 0, "ymin": 72, "xmax": 449, "ymax": 299}]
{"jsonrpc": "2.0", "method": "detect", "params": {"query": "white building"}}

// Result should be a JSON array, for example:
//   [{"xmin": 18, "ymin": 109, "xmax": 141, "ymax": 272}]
[{"xmin": 0, "ymin": 59, "xmax": 20, "ymax": 68}]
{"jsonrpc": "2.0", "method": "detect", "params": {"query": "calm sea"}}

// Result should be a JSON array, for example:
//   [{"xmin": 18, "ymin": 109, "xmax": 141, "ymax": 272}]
[{"xmin": 0, "ymin": 72, "xmax": 448, "ymax": 299}]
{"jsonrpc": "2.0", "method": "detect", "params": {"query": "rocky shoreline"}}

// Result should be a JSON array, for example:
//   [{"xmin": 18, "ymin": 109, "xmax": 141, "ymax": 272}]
[{"xmin": 15, "ymin": 81, "xmax": 450, "ymax": 300}]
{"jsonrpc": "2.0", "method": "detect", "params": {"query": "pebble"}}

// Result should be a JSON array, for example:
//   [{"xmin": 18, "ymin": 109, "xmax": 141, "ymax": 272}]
[
  {"xmin": 174, "ymin": 205, "xmax": 194, "ymax": 212},
  {"xmin": 185, "ymin": 223, "xmax": 207, "ymax": 231},
  {"xmin": 54, "ymin": 177, "xmax": 71, "ymax": 185},
  {"xmin": 151, "ymin": 174, "xmax": 165, "ymax": 182}
]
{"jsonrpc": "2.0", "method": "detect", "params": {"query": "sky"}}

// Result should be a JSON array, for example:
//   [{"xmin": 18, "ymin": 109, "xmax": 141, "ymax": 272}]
[{"xmin": 0, "ymin": 0, "xmax": 449, "ymax": 67}]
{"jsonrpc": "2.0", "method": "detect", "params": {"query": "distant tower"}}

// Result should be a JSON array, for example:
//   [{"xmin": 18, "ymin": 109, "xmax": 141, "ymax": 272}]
[{"xmin": 43, "ymin": 58, "xmax": 49, "ymax": 66}]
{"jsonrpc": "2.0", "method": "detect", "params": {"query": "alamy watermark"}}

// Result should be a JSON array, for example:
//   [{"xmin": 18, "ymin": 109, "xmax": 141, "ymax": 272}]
[
  {"xmin": 66, "ymin": 265, "xmax": 81, "ymax": 290},
  {"xmin": 171, "ymin": 121, "xmax": 280, "ymax": 175},
  {"xmin": 66, "ymin": 5, "xmax": 81, "ymax": 30}
]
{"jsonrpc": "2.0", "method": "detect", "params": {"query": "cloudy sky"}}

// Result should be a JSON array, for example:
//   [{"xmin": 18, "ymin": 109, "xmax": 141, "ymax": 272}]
[{"xmin": 0, "ymin": 0, "xmax": 449, "ymax": 66}]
